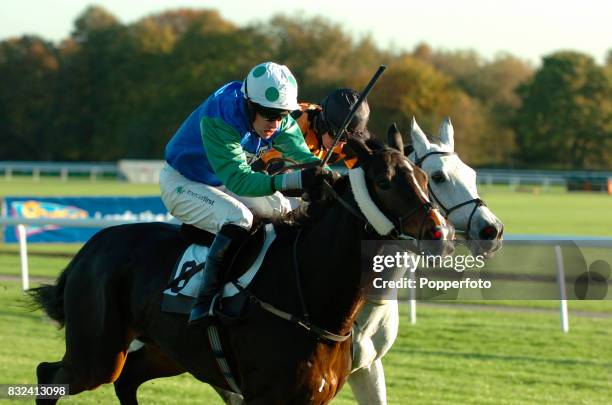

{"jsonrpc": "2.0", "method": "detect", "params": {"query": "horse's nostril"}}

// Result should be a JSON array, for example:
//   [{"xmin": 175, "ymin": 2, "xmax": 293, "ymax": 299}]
[
  {"xmin": 480, "ymin": 225, "xmax": 498, "ymax": 240},
  {"xmin": 432, "ymin": 228, "xmax": 443, "ymax": 240}
]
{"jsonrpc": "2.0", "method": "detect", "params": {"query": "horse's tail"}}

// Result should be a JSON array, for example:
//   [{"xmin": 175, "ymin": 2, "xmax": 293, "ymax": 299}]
[
  {"xmin": 27, "ymin": 267, "xmax": 70, "ymax": 328},
  {"xmin": 27, "ymin": 235, "xmax": 94, "ymax": 328}
]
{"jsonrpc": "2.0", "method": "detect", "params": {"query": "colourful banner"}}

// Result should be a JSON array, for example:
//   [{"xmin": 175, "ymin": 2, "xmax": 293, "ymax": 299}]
[{"xmin": 2, "ymin": 196, "xmax": 172, "ymax": 243}]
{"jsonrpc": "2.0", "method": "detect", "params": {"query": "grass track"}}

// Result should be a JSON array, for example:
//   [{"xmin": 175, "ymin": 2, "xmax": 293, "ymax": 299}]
[{"xmin": 1, "ymin": 280, "xmax": 611, "ymax": 404}]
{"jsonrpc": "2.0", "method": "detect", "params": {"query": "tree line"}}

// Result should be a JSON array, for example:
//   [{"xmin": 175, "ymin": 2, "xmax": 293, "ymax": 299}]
[{"xmin": 1, "ymin": 6, "xmax": 610, "ymax": 169}]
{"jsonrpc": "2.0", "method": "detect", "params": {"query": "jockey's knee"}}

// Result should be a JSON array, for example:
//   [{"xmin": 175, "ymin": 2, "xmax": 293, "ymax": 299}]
[{"xmin": 223, "ymin": 205, "xmax": 253, "ymax": 231}]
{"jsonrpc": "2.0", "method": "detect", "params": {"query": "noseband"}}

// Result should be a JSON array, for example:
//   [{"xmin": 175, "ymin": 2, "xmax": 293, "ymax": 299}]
[
  {"xmin": 389, "ymin": 201, "xmax": 435, "ymax": 241},
  {"xmin": 324, "ymin": 168, "xmax": 436, "ymax": 243},
  {"xmin": 414, "ymin": 150, "xmax": 486, "ymax": 238}
]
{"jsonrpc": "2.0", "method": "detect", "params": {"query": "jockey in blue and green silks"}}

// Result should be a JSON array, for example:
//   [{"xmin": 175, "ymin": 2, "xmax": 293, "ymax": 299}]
[
  {"xmin": 253, "ymin": 88, "xmax": 371, "ymax": 173},
  {"xmin": 160, "ymin": 62, "xmax": 335, "ymax": 324}
]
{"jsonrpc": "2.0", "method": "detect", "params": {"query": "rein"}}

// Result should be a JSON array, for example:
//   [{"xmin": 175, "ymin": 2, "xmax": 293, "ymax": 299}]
[
  {"xmin": 211, "ymin": 163, "xmax": 439, "ymax": 394},
  {"xmin": 267, "ymin": 170, "xmax": 433, "ymax": 343},
  {"xmin": 237, "ymin": 163, "xmax": 433, "ymax": 343},
  {"xmin": 414, "ymin": 150, "xmax": 486, "ymax": 237},
  {"xmin": 321, "ymin": 180, "xmax": 433, "ymax": 243},
  {"xmin": 209, "ymin": 219, "xmax": 349, "ymax": 397},
  {"xmin": 232, "ymin": 257, "xmax": 351, "ymax": 343},
  {"xmin": 232, "ymin": 169, "xmax": 433, "ymax": 344}
]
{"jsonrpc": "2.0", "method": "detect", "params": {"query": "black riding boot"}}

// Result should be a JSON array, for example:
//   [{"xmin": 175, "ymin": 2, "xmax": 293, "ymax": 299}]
[{"xmin": 188, "ymin": 224, "xmax": 250, "ymax": 325}]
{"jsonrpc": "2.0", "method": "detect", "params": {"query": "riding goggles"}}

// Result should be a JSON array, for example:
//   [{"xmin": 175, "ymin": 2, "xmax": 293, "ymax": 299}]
[{"xmin": 255, "ymin": 105, "xmax": 291, "ymax": 122}]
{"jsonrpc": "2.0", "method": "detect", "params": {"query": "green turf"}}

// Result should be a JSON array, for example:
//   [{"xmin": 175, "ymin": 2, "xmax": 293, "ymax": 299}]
[
  {"xmin": 478, "ymin": 185, "xmax": 612, "ymax": 236},
  {"xmin": 0, "ymin": 245, "xmax": 80, "ymax": 278},
  {"xmin": 0, "ymin": 252, "xmax": 72, "ymax": 278},
  {"xmin": 0, "ymin": 281, "xmax": 224, "ymax": 404},
  {"xmin": 0, "ymin": 244, "xmax": 81, "ymax": 255},
  {"xmin": 1, "ymin": 280, "xmax": 610, "ymax": 404},
  {"xmin": 0, "ymin": 178, "xmax": 159, "ymax": 196}
]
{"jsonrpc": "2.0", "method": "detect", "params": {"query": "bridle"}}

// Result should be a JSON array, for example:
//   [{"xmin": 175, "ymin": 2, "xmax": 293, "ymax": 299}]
[
  {"xmin": 322, "ymin": 172, "xmax": 437, "ymax": 245},
  {"xmin": 272, "ymin": 159, "xmax": 436, "ymax": 242},
  {"xmin": 414, "ymin": 150, "xmax": 486, "ymax": 238}
]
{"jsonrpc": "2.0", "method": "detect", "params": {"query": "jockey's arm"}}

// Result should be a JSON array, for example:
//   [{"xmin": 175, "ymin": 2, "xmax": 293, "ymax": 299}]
[
  {"xmin": 201, "ymin": 117, "xmax": 281, "ymax": 197},
  {"xmin": 272, "ymin": 115, "xmax": 321, "ymax": 166},
  {"xmin": 201, "ymin": 116, "xmax": 326, "ymax": 197}
]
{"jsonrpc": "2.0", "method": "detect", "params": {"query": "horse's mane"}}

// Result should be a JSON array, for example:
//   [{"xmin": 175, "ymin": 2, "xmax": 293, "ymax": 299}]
[
  {"xmin": 364, "ymin": 137, "xmax": 386, "ymax": 151},
  {"xmin": 273, "ymin": 175, "xmax": 351, "ymax": 236}
]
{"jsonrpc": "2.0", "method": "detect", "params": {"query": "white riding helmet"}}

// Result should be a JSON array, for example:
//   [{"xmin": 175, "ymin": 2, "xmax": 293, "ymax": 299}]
[{"xmin": 241, "ymin": 62, "xmax": 299, "ymax": 111}]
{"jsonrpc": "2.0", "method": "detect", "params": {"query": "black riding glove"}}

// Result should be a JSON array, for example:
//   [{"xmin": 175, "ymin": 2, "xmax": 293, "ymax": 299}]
[
  {"xmin": 276, "ymin": 167, "xmax": 338, "ymax": 193},
  {"xmin": 301, "ymin": 167, "xmax": 337, "ymax": 189}
]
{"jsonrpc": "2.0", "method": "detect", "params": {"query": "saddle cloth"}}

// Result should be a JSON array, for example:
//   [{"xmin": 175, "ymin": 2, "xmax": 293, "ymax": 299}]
[{"xmin": 161, "ymin": 223, "xmax": 276, "ymax": 314}]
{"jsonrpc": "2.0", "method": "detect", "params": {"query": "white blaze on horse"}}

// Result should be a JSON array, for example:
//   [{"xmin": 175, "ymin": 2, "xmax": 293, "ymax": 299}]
[{"xmin": 346, "ymin": 117, "xmax": 504, "ymax": 405}]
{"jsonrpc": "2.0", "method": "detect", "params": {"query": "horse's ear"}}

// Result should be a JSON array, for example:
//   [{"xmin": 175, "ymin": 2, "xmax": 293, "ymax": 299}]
[
  {"xmin": 404, "ymin": 136, "xmax": 414, "ymax": 157},
  {"xmin": 410, "ymin": 117, "xmax": 429, "ymax": 155},
  {"xmin": 438, "ymin": 116, "xmax": 454, "ymax": 151},
  {"xmin": 346, "ymin": 135, "xmax": 373, "ymax": 165},
  {"xmin": 387, "ymin": 123, "xmax": 404, "ymax": 155}
]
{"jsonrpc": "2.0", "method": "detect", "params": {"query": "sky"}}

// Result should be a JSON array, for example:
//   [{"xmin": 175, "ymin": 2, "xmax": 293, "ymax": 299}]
[{"xmin": 0, "ymin": 0, "xmax": 610, "ymax": 65}]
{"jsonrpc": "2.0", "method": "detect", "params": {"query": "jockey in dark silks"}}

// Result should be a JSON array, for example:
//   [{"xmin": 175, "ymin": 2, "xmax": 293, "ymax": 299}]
[
  {"xmin": 160, "ymin": 62, "xmax": 335, "ymax": 324},
  {"xmin": 252, "ymin": 88, "xmax": 371, "ymax": 173}
]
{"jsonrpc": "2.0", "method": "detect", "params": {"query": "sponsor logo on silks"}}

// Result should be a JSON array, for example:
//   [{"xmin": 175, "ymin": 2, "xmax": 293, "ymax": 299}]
[
  {"xmin": 10, "ymin": 200, "xmax": 88, "ymax": 237},
  {"xmin": 176, "ymin": 186, "xmax": 184, "ymax": 195}
]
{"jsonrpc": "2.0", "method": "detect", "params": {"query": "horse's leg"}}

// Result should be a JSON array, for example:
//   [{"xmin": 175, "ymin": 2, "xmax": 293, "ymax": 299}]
[
  {"xmin": 348, "ymin": 359, "xmax": 387, "ymax": 405},
  {"xmin": 36, "ymin": 271, "xmax": 133, "ymax": 404},
  {"xmin": 114, "ymin": 344, "xmax": 186, "ymax": 405},
  {"xmin": 113, "ymin": 342, "xmax": 245, "ymax": 405},
  {"xmin": 34, "ymin": 347, "xmax": 128, "ymax": 404},
  {"xmin": 35, "ymin": 362, "xmax": 62, "ymax": 405},
  {"xmin": 35, "ymin": 333, "xmax": 129, "ymax": 404}
]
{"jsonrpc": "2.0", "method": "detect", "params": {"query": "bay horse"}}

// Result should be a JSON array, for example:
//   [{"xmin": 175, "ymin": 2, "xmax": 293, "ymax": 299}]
[
  {"xmin": 215, "ymin": 118, "xmax": 505, "ymax": 405},
  {"xmin": 29, "ymin": 137, "xmax": 453, "ymax": 405},
  {"xmin": 107, "ymin": 118, "xmax": 503, "ymax": 405}
]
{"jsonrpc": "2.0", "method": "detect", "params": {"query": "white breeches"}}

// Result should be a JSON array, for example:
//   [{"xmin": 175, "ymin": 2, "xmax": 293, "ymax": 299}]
[{"xmin": 159, "ymin": 163, "xmax": 292, "ymax": 233}]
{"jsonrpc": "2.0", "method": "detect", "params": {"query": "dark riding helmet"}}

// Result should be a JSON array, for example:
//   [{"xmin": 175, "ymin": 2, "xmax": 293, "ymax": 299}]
[{"xmin": 316, "ymin": 88, "xmax": 370, "ymax": 137}]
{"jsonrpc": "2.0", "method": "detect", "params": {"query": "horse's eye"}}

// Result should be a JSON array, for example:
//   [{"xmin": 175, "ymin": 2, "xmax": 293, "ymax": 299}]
[
  {"xmin": 375, "ymin": 176, "xmax": 392, "ymax": 190},
  {"xmin": 431, "ymin": 172, "xmax": 445, "ymax": 184}
]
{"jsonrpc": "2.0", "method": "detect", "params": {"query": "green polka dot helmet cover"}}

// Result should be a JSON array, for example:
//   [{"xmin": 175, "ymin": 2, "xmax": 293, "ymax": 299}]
[{"xmin": 241, "ymin": 62, "xmax": 299, "ymax": 110}]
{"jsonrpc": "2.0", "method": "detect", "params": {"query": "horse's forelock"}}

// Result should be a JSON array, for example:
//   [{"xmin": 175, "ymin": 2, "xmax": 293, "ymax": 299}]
[
  {"xmin": 391, "ymin": 158, "xmax": 428, "ymax": 204},
  {"xmin": 380, "ymin": 147, "xmax": 414, "ymax": 173}
]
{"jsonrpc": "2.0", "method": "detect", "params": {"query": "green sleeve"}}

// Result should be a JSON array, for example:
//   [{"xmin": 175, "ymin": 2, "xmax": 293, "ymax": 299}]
[
  {"xmin": 200, "ymin": 117, "xmax": 275, "ymax": 197},
  {"xmin": 273, "ymin": 115, "xmax": 321, "ymax": 165}
]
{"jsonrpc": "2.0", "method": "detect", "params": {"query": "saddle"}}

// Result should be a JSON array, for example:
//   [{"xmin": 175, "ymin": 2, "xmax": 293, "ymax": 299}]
[{"xmin": 162, "ymin": 223, "xmax": 276, "ymax": 324}]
